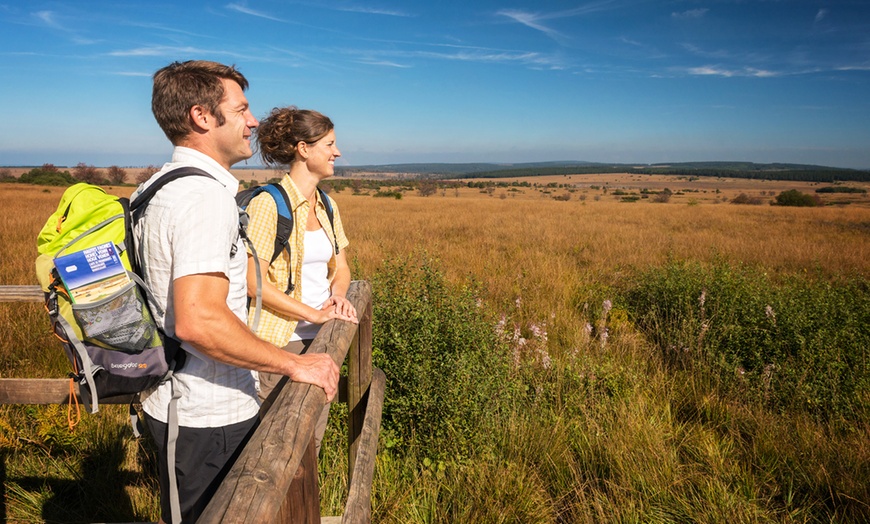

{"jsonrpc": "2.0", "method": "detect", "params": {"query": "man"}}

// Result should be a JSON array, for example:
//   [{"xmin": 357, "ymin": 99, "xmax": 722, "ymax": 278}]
[{"xmin": 132, "ymin": 60, "xmax": 339, "ymax": 523}]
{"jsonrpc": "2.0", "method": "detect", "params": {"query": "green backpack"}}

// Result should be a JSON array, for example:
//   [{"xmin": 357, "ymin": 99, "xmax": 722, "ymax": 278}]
[{"xmin": 35, "ymin": 174, "xmax": 197, "ymax": 414}]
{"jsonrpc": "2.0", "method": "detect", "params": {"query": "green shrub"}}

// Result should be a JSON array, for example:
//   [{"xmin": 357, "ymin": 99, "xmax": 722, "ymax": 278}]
[
  {"xmin": 15, "ymin": 166, "xmax": 77, "ymax": 186},
  {"xmin": 730, "ymin": 193, "xmax": 764, "ymax": 205},
  {"xmin": 623, "ymin": 262, "xmax": 869, "ymax": 422},
  {"xmin": 815, "ymin": 186, "xmax": 867, "ymax": 194},
  {"xmin": 370, "ymin": 255, "xmax": 520, "ymax": 459},
  {"xmin": 774, "ymin": 189, "xmax": 821, "ymax": 207},
  {"xmin": 373, "ymin": 190, "xmax": 402, "ymax": 199}
]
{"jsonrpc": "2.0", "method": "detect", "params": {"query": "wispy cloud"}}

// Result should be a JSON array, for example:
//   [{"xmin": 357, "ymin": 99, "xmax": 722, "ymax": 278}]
[
  {"xmin": 672, "ymin": 8, "xmax": 708, "ymax": 20},
  {"xmin": 814, "ymin": 9, "xmax": 828, "ymax": 23},
  {"xmin": 127, "ymin": 22, "xmax": 213, "ymax": 39},
  {"xmin": 335, "ymin": 5, "xmax": 412, "ymax": 17},
  {"xmin": 419, "ymin": 49, "xmax": 566, "ymax": 70},
  {"xmin": 497, "ymin": 9, "xmax": 565, "ymax": 40},
  {"xmin": 836, "ymin": 63, "xmax": 870, "ymax": 72},
  {"xmin": 496, "ymin": 1, "xmax": 622, "ymax": 43},
  {"xmin": 71, "ymin": 36, "xmax": 99, "ymax": 45},
  {"xmin": 685, "ymin": 65, "xmax": 778, "ymax": 78},
  {"xmin": 681, "ymin": 42, "xmax": 732, "ymax": 60},
  {"xmin": 109, "ymin": 45, "xmax": 204, "ymax": 57},
  {"xmin": 0, "ymin": 51, "xmax": 43, "ymax": 57},
  {"xmin": 108, "ymin": 45, "xmax": 262, "ymax": 62},
  {"xmin": 339, "ymin": 41, "xmax": 568, "ymax": 71},
  {"xmin": 34, "ymin": 10, "xmax": 61, "ymax": 28},
  {"xmin": 113, "ymin": 71, "xmax": 152, "ymax": 77},
  {"xmin": 32, "ymin": 9, "xmax": 98, "ymax": 44},
  {"xmin": 356, "ymin": 59, "xmax": 412, "ymax": 68},
  {"xmin": 225, "ymin": 2, "xmax": 284, "ymax": 22}
]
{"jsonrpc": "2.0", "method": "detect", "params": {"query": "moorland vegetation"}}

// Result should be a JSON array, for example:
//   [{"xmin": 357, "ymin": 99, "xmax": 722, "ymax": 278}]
[{"xmin": 1, "ymin": 176, "xmax": 868, "ymax": 522}]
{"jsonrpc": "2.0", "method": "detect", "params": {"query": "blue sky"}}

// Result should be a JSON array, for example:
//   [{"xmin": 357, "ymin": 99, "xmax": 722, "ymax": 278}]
[{"xmin": 2, "ymin": 1, "xmax": 869, "ymax": 169}]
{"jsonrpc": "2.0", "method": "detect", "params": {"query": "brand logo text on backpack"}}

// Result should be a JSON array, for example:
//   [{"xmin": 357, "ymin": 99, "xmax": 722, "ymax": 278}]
[{"xmin": 111, "ymin": 362, "xmax": 148, "ymax": 370}]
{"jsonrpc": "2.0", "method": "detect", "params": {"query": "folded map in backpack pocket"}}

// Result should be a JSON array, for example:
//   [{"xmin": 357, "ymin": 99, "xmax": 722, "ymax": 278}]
[
  {"xmin": 55, "ymin": 241, "xmax": 132, "ymax": 304},
  {"xmin": 72, "ymin": 281, "xmax": 161, "ymax": 352}
]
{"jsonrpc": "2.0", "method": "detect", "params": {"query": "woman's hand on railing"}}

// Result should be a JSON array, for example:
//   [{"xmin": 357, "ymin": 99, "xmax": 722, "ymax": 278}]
[{"xmin": 321, "ymin": 295, "xmax": 359, "ymax": 324}]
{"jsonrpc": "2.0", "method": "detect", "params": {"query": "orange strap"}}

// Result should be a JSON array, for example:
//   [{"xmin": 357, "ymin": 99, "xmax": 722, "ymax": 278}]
[{"xmin": 67, "ymin": 377, "xmax": 81, "ymax": 431}]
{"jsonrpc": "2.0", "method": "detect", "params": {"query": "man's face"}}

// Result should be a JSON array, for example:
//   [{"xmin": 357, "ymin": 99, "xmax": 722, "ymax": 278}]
[{"xmin": 210, "ymin": 78, "xmax": 258, "ymax": 169}]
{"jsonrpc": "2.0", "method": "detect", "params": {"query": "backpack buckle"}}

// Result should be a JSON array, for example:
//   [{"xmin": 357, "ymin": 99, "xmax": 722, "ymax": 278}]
[{"xmin": 47, "ymin": 273, "xmax": 60, "ymax": 316}]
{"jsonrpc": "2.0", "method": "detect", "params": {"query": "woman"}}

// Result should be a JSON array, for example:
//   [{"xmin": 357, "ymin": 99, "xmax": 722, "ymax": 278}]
[{"xmin": 245, "ymin": 107, "xmax": 358, "ymax": 453}]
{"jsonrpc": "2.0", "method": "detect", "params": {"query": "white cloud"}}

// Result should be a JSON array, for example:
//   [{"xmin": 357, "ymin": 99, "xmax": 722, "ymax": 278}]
[
  {"xmin": 31, "ymin": 9, "xmax": 97, "ymax": 44},
  {"xmin": 672, "ymin": 8, "xmax": 709, "ymax": 20},
  {"xmin": 336, "ymin": 6, "xmax": 412, "ymax": 17},
  {"xmin": 497, "ymin": 9, "xmax": 564, "ymax": 40},
  {"xmin": 836, "ymin": 64, "xmax": 870, "ymax": 71},
  {"xmin": 357, "ymin": 59, "xmax": 412, "ymax": 68},
  {"xmin": 225, "ymin": 2, "xmax": 284, "ymax": 22},
  {"xmin": 814, "ymin": 9, "xmax": 828, "ymax": 23},
  {"xmin": 109, "ymin": 46, "xmax": 204, "ymax": 57},
  {"xmin": 686, "ymin": 65, "xmax": 777, "ymax": 77},
  {"xmin": 496, "ymin": 2, "xmax": 622, "ymax": 43},
  {"xmin": 34, "ymin": 10, "xmax": 59, "ymax": 27}
]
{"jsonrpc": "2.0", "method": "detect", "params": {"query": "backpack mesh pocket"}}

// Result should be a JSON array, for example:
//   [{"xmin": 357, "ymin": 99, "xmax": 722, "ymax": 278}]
[{"xmin": 72, "ymin": 281, "xmax": 160, "ymax": 352}]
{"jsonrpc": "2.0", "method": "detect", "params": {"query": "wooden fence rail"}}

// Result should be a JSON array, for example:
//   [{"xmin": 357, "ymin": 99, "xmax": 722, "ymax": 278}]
[{"xmin": 0, "ymin": 280, "xmax": 383, "ymax": 524}]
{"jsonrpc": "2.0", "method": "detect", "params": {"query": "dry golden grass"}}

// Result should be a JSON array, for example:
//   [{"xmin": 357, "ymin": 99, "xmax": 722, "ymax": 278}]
[
  {"xmin": 4, "ymin": 179, "xmax": 867, "ymax": 327},
  {"xmin": 334, "ymin": 190, "xmax": 870, "ymax": 323},
  {"xmin": 2, "ymin": 179, "xmax": 869, "ymax": 522}
]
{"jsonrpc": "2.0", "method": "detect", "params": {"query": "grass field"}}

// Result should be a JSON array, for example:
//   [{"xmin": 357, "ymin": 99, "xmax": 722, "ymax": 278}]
[{"xmin": 1, "ymin": 176, "xmax": 868, "ymax": 522}]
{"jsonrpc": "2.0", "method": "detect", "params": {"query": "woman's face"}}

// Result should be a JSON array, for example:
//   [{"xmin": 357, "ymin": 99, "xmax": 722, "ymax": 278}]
[{"xmin": 304, "ymin": 129, "xmax": 340, "ymax": 178}]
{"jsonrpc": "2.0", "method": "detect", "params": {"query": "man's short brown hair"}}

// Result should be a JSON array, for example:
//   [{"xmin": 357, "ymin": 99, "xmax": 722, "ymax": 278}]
[{"xmin": 152, "ymin": 60, "xmax": 249, "ymax": 145}]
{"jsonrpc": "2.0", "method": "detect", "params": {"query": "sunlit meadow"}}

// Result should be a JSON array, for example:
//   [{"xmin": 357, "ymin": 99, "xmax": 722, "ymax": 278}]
[{"xmin": 2, "ymin": 177, "xmax": 868, "ymax": 522}]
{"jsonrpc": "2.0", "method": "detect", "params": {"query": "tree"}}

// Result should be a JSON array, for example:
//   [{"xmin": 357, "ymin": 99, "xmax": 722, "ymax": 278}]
[
  {"xmin": 418, "ymin": 180, "xmax": 438, "ymax": 197},
  {"xmin": 73, "ymin": 162, "xmax": 104, "ymax": 184},
  {"xmin": 106, "ymin": 165, "xmax": 127, "ymax": 185},
  {"xmin": 652, "ymin": 188, "xmax": 672, "ymax": 203},
  {"xmin": 136, "ymin": 164, "xmax": 160, "ymax": 184}
]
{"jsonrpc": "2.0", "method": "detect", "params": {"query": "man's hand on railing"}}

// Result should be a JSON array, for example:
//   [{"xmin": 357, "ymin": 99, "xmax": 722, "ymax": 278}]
[{"xmin": 286, "ymin": 352, "xmax": 340, "ymax": 402}]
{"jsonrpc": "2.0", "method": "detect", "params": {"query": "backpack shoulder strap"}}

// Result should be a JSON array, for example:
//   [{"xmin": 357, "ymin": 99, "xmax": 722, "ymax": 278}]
[
  {"xmin": 317, "ymin": 187, "xmax": 340, "ymax": 255},
  {"xmin": 258, "ymin": 184, "xmax": 294, "ymax": 266},
  {"xmin": 130, "ymin": 166, "xmax": 215, "ymax": 215},
  {"xmin": 127, "ymin": 167, "xmax": 217, "ymax": 277},
  {"xmin": 238, "ymin": 183, "xmax": 295, "ymax": 295}
]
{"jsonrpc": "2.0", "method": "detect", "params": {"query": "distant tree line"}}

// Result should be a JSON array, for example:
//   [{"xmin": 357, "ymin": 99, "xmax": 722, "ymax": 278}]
[
  {"xmin": 1, "ymin": 163, "xmax": 162, "ymax": 186},
  {"xmin": 815, "ymin": 186, "xmax": 867, "ymax": 194},
  {"xmin": 467, "ymin": 165, "xmax": 870, "ymax": 183}
]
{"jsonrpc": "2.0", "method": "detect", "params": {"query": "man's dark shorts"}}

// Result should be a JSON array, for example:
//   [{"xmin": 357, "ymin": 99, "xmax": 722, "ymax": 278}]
[{"xmin": 145, "ymin": 412, "xmax": 258, "ymax": 523}]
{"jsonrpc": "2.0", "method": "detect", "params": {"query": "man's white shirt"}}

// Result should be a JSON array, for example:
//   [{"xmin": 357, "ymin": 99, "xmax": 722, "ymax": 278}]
[{"xmin": 132, "ymin": 147, "xmax": 259, "ymax": 427}]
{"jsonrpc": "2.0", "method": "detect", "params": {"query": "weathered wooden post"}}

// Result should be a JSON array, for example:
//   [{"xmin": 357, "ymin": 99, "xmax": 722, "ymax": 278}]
[{"xmin": 347, "ymin": 281, "xmax": 373, "ymax": 487}]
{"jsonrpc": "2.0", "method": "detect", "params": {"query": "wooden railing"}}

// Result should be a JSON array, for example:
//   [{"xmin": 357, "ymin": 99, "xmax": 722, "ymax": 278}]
[{"xmin": 0, "ymin": 280, "xmax": 384, "ymax": 524}]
